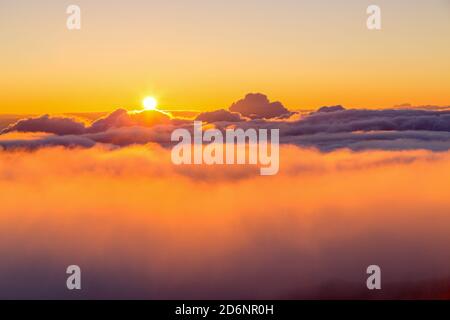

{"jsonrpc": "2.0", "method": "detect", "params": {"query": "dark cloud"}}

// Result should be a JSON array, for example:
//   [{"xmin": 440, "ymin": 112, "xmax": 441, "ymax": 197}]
[
  {"xmin": 284, "ymin": 108, "xmax": 450, "ymax": 136},
  {"xmin": 229, "ymin": 93, "xmax": 292, "ymax": 119},
  {"xmin": 282, "ymin": 130, "xmax": 450, "ymax": 152},
  {"xmin": 195, "ymin": 109, "xmax": 243, "ymax": 123},
  {"xmin": 1, "ymin": 115, "xmax": 86, "ymax": 135},
  {"xmin": 0, "ymin": 135, "xmax": 97, "ymax": 151},
  {"xmin": 316, "ymin": 105, "xmax": 346, "ymax": 113},
  {"xmin": 87, "ymin": 109, "xmax": 171, "ymax": 133},
  {"xmin": 1, "ymin": 109, "xmax": 172, "ymax": 136}
]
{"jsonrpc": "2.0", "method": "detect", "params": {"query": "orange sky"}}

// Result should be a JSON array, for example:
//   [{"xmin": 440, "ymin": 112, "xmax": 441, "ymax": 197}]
[{"xmin": 1, "ymin": 0, "xmax": 449, "ymax": 114}]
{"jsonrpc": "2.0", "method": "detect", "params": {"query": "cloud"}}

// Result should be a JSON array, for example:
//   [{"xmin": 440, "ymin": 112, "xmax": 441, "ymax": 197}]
[
  {"xmin": 82, "ymin": 125, "xmax": 177, "ymax": 147},
  {"xmin": 282, "ymin": 130, "xmax": 450, "ymax": 152},
  {"xmin": 0, "ymin": 145, "xmax": 449, "ymax": 298},
  {"xmin": 195, "ymin": 109, "xmax": 243, "ymax": 123},
  {"xmin": 229, "ymin": 93, "xmax": 292, "ymax": 119},
  {"xmin": 0, "ymin": 134, "xmax": 97, "ymax": 150},
  {"xmin": 0, "ymin": 109, "xmax": 172, "ymax": 137},
  {"xmin": 284, "ymin": 108, "xmax": 450, "ymax": 136},
  {"xmin": 87, "ymin": 108, "xmax": 172, "ymax": 133},
  {"xmin": 393, "ymin": 103, "xmax": 450, "ymax": 111},
  {"xmin": 316, "ymin": 105, "xmax": 346, "ymax": 113},
  {"xmin": 0, "ymin": 115, "xmax": 86, "ymax": 135}
]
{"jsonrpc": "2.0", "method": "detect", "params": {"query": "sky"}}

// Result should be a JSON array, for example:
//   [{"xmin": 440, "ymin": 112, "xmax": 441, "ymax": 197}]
[
  {"xmin": 1, "ymin": 1, "xmax": 450, "ymax": 299},
  {"xmin": 0, "ymin": 0, "xmax": 449, "ymax": 114}
]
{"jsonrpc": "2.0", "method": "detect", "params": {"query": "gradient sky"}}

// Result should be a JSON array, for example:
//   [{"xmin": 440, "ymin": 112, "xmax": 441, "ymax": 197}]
[{"xmin": 1, "ymin": 0, "xmax": 449, "ymax": 113}]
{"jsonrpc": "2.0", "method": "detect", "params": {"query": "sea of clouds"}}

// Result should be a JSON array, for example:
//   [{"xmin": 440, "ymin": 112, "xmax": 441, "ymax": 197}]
[
  {"xmin": 0, "ymin": 146, "xmax": 449, "ymax": 298},
  {"xmin": 0, "ymin": 93, "xmax": 449, "ymax": 299}
]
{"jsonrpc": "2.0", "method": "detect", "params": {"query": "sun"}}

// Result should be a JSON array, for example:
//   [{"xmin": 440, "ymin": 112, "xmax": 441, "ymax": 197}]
[{"xmin": 142, "ymin": 96, "xmax": 158, "ymax": 111}]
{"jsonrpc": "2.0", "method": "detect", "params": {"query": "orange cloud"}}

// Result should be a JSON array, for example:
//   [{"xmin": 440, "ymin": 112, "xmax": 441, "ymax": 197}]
[{"xmin": 0, "ymin": 145, "xmax": 449, "ymax": 298}]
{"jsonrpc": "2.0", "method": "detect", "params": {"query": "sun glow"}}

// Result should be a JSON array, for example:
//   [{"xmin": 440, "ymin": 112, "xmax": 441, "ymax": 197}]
[{"xmin": 143, "ymin": 97, "xmax": 158, "ymax": 111}]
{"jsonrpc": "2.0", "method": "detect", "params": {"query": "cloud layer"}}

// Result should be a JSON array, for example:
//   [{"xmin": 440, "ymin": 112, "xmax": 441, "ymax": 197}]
[
  {"xmin": 1, "ymin": 94, "xmax": 450, "ymax": 152},
  {"xmin": 0, "ymin": 145, "xmax": 449, "ymax": 299}
]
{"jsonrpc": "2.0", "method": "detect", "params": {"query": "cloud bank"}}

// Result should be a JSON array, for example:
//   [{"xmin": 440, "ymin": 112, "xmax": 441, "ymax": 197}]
[
  {"xmin": 1, "ymin": 94, "xmax": 450, "ymax": 152},
  {"xmin": 0, "ymin": 145, "xmax": 449, "ymax": 299}
]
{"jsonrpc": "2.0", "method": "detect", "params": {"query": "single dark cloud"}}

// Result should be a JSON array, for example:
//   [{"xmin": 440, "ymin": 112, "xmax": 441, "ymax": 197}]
[
  {"xmin": 316, "ymin": 105, "xmax": 346, "ymax": 113},
  {"xmin": 229, "ymin": 93, "xmax": 292, "ymax": 119}
]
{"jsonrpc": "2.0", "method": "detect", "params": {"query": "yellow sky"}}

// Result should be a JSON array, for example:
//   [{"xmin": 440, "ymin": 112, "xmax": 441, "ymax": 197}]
[{"xmin": 0, "ymin": 0, "xmax": 449, "ymax": 114}]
